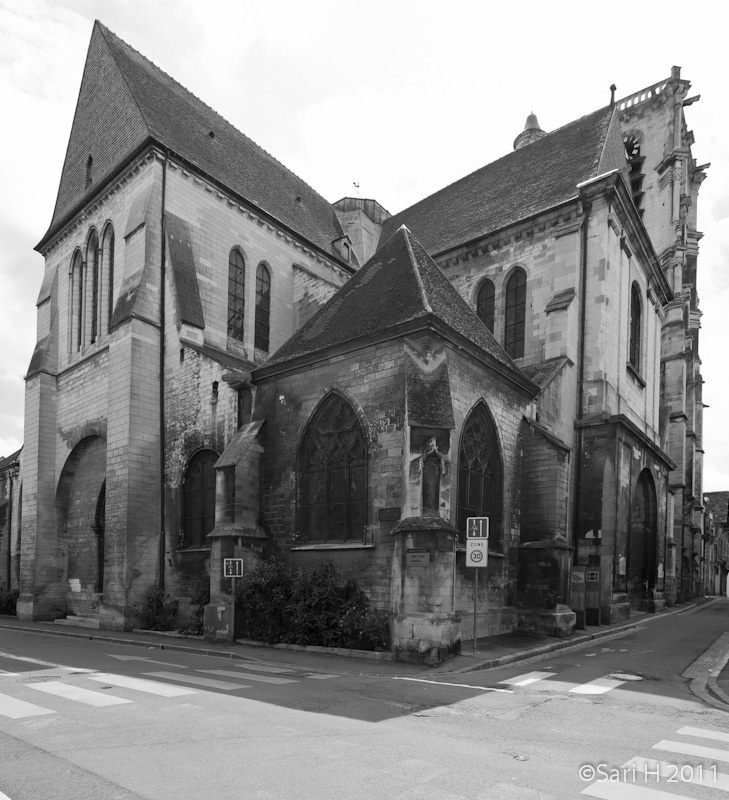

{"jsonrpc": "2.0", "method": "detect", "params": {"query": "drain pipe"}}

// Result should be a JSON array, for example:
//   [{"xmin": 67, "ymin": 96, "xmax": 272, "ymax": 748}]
[
  {"xmin": 5, "ymin": 470, "xmax": 13, "ymax": 589},
  {"xmin": 573, "ymin": 192, "xmax": 591, "ymax": 546},
  {"xmin": 159, "ymin": 150, "xmax": 169, "ymax": 590}
]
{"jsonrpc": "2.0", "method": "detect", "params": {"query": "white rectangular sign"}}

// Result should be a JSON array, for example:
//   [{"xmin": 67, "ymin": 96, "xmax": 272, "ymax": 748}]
[{"xmin": 466, "ymin": 517, "xmax": 489, "ymax": 568}]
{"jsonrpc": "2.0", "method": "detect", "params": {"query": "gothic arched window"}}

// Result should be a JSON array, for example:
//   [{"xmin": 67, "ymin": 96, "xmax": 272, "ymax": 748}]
[
  {"xmin": 227, "ymin": 248, "xmax": 246, "ymax": 342},
  {"xmin": 102, "ymin": 224, "xmax": 115, "ymax": 333},
  {"xmin": 629, "ymin": 282, "xmax": 642, "ymax": 370},
  {"xmin": 182, "ymin": 449, "xmax": 218, "ymax": 548},
  {"xmin": 476, "ymin": 279, "xmax": 495, "ymax": 332},
  {"xmin": 300, "ymin": 394, "xmax": 367, "ymax": 543},
  {"xmin": 504, "ymin": 268, "xmax": 526, "ymax": 359},
  {"xmin": 69, "ymin": 250, "xmax": 83, "ymax": 353},
  {"xmin": 86, "ymin": 230, "xmax": 100, "ymax": 345},
  {"xmin": 255, "ymin": 263, "xmax": 271, "ymax": 352},
  {"xmin": 457, "ymin": 403, "xmax": 503, "ymax": 549}
]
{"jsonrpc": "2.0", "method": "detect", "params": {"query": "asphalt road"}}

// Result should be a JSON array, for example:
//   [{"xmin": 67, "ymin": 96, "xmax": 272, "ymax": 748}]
[{"xmin": 1, "ymin": 601, "xmax": 728, "ymax": 799}]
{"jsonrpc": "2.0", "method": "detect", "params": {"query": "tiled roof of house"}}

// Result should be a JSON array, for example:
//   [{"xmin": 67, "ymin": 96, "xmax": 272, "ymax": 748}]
[
  {"xmin": 40, "ymin": 22, "xmax": 345, "ymax": 260},
  {"xmin": 262, "ymin": 225, "xmax": 535, "ymax": 394},
  {"xmin": 705, "ymin": 491, "xmax": 729, "ymax": 526},
  {"xmin": 380, "ymin": 105, "xmax": 626, "ymax": 254},
  {"xmin": 0, "ymin": 448, "xmax": 21, "ymax": 472}
]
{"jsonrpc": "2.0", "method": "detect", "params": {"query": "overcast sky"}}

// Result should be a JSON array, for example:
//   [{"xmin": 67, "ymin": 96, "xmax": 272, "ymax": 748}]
[{"xmin": 1, "ymin": 0, "xmax": 727, "ymax": 490}]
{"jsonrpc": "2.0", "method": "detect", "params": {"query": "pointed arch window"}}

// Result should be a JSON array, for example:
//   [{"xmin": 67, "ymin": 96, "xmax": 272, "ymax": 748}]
[
  {"xmin": 69, "ymin": 250, "xmax": 83, "ymax": 353},
  {"xmin": 629, "ymin": 282, "xmax": 642, "ymax": 370},
  {"xmin": 103, "ymin": 224, "xmax": 115, "ymax": 332},
  {"xmin": 457, "ymin": 403, "xmax": 503, "ymax": 550},
  {"xmin": 182, "ymin": 449, "xmax": 218, "ymax": 548},
  {"xmin": 504, "ymin": 268, "xmax": 526, "ymax": 359},
  {"xmin": 86, "ymin": 230, "xmax": 100, "ymax": 345},
  {"xmin": 227, "ymin": 248, "xmax": 246, "ymax": 342},
  {"xmin": 476, "ymin": 279, "xmax": 495, "ymax": 332},
  {"xmin": 299, "ymin": 394, "xmax": 367, "ymax": 543},
  {"xmin": 255, "ymin": 263, "xmax": 271, "ymax": 352}
]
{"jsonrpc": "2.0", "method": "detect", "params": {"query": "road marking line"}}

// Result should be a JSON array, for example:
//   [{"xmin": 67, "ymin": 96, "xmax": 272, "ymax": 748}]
[
  {"xmin": 108, "ymin": 655, "xmax": 189, "ymax": 668},
  {"xmin": 0, "ymin": 692, "xmax": 55, "ymax": 719},
  {"xmin": 143, "ymin": 671, "xmax": 250, "ymax": 691},
  {"xmin": 306, "ymin": 674, "xmax": 338, "ymax": 679},
  {"xmin": 498, "ymin": 671, "xmax": 556, "ymax": 686},
  {"xmin": 87, "ymin": 673, "xmax": 196, "ymax": 697},
  {"xmin": 232, "ymin": 663, "xmax": 294, "ymax": 674},
  {"xmin": 677, "ymin": 726, "xmax": 729, "ymax": 743},
  {"xmin": 0, "ymin": 671, "xmax": 19, "ymax": 677},
  {"xmin": 623, "ymin": 756, "xmax": 729, "ymax": 791},
  {"xmin": 0, "ymin": 651, "xmax": 66, "ymax": 670},
  {"xmin": 581, "ymin": 780, "xmax": 697, "ymax": 798},
  {"xmin": 569, "ymin": 678, "xmax": 626, "ymax": 695},
  {"xmin": 1, "ymin": 790, "xmax": 14, "ymax": 800},
  {"xmin": 392, "ymin": 677, "xmax": 512, "ymax": 693},
  {"xmin": 653, "ymin": 740, "xmax": 729, "ymax": 764},
  {"xmin": 28, "ymin": 681, "xmax": 132, "ymax": 707},
  {"xmin": 197, "ymin": 669, "xmax": 295, "ymax": 685}
]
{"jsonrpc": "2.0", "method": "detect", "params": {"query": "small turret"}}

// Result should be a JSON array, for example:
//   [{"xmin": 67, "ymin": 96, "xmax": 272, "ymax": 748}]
[{"xmin": 513, "ymin": 112, "xmax": 547, "ymax": 150}]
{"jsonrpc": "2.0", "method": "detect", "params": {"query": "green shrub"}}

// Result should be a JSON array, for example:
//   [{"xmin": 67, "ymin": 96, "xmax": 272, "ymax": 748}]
[
  {"xmin": 137, "ymin": 585, "xmax": 178, "ymax": 631},
  {"xmin": 0, "ymin": 588, "xmax": 19, "ymax": 615},
  {"xmin": 235, "ymin": 558, "xmax": 389, "ymax": 651}
]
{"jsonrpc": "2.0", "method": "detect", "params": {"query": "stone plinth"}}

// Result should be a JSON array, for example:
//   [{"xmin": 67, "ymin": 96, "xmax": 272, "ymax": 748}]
[{"xmin": 390, "ymin": 516, "xmax": 461, "ymax": 663}]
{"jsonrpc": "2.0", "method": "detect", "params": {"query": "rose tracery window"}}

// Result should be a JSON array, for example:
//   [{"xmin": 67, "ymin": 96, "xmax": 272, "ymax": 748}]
[
  {"xmin": 299, "ymin": 394, "xmax": 367, "ymax": 543},
  {"xmin": 457, "ymin": 403, "xmax": 503, "ymax": 549}
]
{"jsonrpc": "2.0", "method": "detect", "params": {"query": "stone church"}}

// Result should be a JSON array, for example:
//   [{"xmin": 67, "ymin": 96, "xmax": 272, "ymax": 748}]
[{"xmin": 1, "ymin": 21, "xmax": 708, "ymax": 661}]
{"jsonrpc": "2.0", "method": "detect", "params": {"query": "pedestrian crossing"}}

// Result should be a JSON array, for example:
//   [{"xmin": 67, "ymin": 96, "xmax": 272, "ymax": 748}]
[
  {"xmin": 0, "ymin": 661, "xmax": 338, "ymax": 721},
  {"xmin": 498, "ymin": 669, "xmax": 632, "ymax": 695},
  {"xmin": 581, "ymin": 725, "xmax": 729, "ymax": 799}
]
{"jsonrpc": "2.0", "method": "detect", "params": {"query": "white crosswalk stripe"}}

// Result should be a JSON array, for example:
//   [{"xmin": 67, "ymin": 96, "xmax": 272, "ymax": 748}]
[
  {"xmin": 581, "ymin": 724, "xmax": 729, "ymax": 798},
  {"xmin": 0, "ymin": 692, "xmax": 55, "ymax": 719},
  {"xmin": 569, "ymin": 677, "xmax": 627, "ymax": 695},
  {"xmin": 197, "ymin": 669, "xmax": 296, "ymax": 685},
  {"xmin": 87, "ymin": 673, "xmax": 197, "ymax": 696},
  {"xmin": 498, "ymin": 671, "xmax": 556, "ymax": 686},
  {"xmin": 142, "ymin": 671, "xmax": 250, "ymax": 691},
  {"xmin": 28, "ymin": 681, "xmax": 132, "ymax": 707}
]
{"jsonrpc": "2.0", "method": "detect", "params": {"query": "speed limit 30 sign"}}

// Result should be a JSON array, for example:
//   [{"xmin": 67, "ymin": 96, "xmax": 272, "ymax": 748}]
[{"xmin": 466, "ymin": 517, "xmax": 488, "ymax": 567}]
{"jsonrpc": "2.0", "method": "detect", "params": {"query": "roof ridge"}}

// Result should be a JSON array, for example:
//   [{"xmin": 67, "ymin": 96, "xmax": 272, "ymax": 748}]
[
  {"xmin": 390, "ymin": 104, "xmax": 615, "ymax": 219},
  {"xmin": 401, "ymin": 226, "xmax": 432, "ymax": 313},
  {"xmin": 96, "ymin": 21, "xmax": 332, "ymax": 204}
]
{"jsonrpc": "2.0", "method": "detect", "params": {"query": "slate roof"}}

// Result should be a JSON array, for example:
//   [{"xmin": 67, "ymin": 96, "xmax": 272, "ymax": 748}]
[
  {"xmin": 521, "ymin": 356, "xmax": 572, "ymax": 389},
  {"xmin": 705, "ymin": 492, "xmax": 729, "ymax": 526},
  {"xmin": 380, "ymin": 105, "xmax": 626, "ymax": 254},
  {"xmin": 40, "ymin": 22, "xmax": 345, "ymax": 260},
  {"xmin": 0, "ymin": 449, "xmax": 21, "ymax": 473},
  {"xmin": 261, "ymin": 225, "xmax": 534, "ymax": 394}
]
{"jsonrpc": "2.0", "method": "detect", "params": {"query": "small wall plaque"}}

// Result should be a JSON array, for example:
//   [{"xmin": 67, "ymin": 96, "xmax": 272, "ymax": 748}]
[
  {"xmin": 406, "ymin": 548, "xmax": 430, "ymax": 567},
  {"xmin": 378, "ymin": 507, "xmax": 401, "ymax": 521}
]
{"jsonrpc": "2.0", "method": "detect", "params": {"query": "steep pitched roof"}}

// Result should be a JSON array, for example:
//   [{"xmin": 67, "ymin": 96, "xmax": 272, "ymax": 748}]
[
  {"xmin": 261, "ymin": 225, "xmax": 533, "ymax": 391},
  {"xmin": 705, "ymin": 491, "xmax": 729, "ymax": 527},
  {"xmin": 39, "ymin": 22, "xmax": 345, "ymax": 259},
  {"xmin": 380, "ymin": 105, "xmax": 626, "ymax": 254}
]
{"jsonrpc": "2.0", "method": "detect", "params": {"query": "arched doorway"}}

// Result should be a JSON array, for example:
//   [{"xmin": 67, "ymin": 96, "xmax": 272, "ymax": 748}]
[
  {"xmin": 56, "ymin": 436, "xmax": 107, "ymax": 616},
  {"xmin": 627, "ymin": 469, "xmax": 657, "ymax": 609}
]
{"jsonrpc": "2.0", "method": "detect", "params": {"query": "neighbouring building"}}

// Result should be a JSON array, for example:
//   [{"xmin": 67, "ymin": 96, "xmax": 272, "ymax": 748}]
[
  {"xmin": 704, "ymin": 492, "xmax": 729, "ymax": 597},
  {"xmin": 11, "ymin": 21, "xmax": 709, "ymax": 662}
]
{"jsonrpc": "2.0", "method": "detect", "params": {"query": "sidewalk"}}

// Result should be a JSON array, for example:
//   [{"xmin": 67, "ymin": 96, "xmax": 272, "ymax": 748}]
[{"xmin": 0, "ymin": 597, "xmax": 717, "ymax": 678}]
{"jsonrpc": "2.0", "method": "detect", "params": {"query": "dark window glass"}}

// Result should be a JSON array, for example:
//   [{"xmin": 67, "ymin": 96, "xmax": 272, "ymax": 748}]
[
  {"xmin": 106, "ymin": 229, "xmax": 115, "ymax": 328},
  {"xmin": 87, "ymin": 231, "xmax": 99, "ymax": 344},
  {"xmin": 71, "ymin": 251, "xmax": 83, "ymax": 353},
  {"xmin": 457, "ymin": 404, "xmax": 503, "ymax": 549},
  {"xmin": 255, "ymin": 263, "xmax": 271, "ymax": 352},
  {"xmin": 227, "ymin": 249, "xmax": 246, "ymax": 342},
  {"xmin": 504, "ymin": 268, "xmax": 526, "ymax": 359},
  {"xmin": 183, "ymin": 449, "xmax": 218, "ymax": 548},
  {"xmin": 476, "ymin": 280, "xmax": 495, "ymax": 332},
  {"xmin": 300, "ymin": 394, "xmax": 367, "ymax": 543},
  {"xmin": 629, "ymin": 283, "xmax": 641, "ymax": 369}
]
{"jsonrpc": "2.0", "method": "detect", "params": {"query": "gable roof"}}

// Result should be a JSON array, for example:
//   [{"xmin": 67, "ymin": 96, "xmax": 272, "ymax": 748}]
[
  {"xmin": 39, "ymin": 22, "xmax": 346, "ymax": 260},
  {"xmin": 259, "ymin": 225, "xmax": 535, "ymax": 394},
  {"xmin": 705, "ymin": 491, "xmax": 729, "ymax": 527},
  {"xmin": 380, "ymin": 105, "xmax": 626, "ymax": 255}
]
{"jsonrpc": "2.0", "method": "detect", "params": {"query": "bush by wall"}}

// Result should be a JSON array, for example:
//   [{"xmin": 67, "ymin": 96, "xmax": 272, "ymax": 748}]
[
  {"xmin": 136, "ymin": 585, "xmax": 179, "ymax": 631},
  {"xmin": 235, "ymin": 559, "xmax": 389, "ymax": 652},
  {"xmin": 0, "ymin": 588, "xmax": 18, "ymax": 615}
]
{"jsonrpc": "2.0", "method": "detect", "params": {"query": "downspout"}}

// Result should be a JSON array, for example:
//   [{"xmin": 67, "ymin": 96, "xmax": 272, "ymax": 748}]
[
  {"xmin": 573, "ymin": 193, "xmax": 591, "ymax": 551},
  {"xmin": 159, "ymin": 151, "xmax": 169, "ymax": 590},
  {"xmin": 5, "ymin": 470, "xmax": 13, "ymax": 589}
]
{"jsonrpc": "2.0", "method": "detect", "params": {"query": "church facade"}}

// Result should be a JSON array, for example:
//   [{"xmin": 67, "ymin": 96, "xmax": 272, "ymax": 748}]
[{"xmin": 5, "ymin": 22, "xmax": 708, "ymax": 661}]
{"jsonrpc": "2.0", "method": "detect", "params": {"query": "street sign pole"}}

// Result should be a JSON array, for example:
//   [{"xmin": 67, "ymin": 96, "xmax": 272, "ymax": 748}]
[
  {"xmin": 466, "ymin": 517, "xmax": 489, "ymax": 655},
  {"xmin": 230, "ymin": 574, "xmax": 236, "ymax": 644},
  {"xmin": 223, "ymin": 558, "xmax": 244, "ymax": 644}
]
